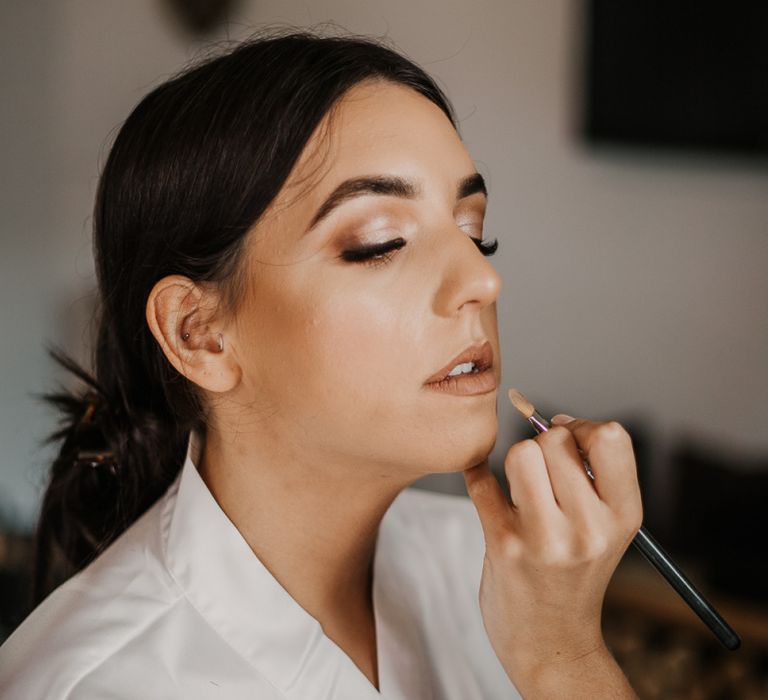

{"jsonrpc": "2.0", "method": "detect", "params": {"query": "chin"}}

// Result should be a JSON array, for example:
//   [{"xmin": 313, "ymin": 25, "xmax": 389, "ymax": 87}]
[{"xmin": 434, "ymin": 422, "xmax": 498, "ymax": 474}]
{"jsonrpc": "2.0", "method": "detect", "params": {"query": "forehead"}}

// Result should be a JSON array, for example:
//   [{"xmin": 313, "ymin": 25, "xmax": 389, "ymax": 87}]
[{"xmin": 273, "ymin": 80, "xmax": 473, "ymax": 216}]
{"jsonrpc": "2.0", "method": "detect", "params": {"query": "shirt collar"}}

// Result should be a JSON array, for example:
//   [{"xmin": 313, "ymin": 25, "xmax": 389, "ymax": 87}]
[{"xmin": 161, "ymin": 430, "xmax": 391, "ymax": 698}]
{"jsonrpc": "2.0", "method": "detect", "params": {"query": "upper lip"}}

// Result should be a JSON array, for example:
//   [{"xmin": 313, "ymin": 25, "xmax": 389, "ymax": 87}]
[{"xmin": 425, "ymin": 340, "xmax": 494, "ymax": 384}]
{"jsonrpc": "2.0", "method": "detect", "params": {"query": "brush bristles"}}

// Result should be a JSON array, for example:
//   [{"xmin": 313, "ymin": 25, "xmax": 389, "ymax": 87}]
[{"xmin": 507, "ymin": 388, "xmax": 535, "ymax": 418}]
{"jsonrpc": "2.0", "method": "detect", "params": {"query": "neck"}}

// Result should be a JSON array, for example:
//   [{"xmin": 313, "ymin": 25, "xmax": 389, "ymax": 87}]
[{"xmin": 196, "ymin": 428, "xmax": 410, "ymax": 626}]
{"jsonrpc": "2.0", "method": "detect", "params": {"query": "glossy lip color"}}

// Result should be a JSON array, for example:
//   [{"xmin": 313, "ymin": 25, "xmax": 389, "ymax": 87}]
[{"xmin": 424, "ymin": 366, "xmax": 497, "ymax": 395}]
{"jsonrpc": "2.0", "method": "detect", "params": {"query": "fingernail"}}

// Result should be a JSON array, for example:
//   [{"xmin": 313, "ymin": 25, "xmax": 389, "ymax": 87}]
[{"xmin": 550, "ymin": 413, "xmax": 575, "ymax": 425}]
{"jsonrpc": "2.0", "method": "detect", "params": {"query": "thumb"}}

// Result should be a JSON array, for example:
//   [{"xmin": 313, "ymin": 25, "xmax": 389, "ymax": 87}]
[{"xmin": 463, "ymin": 458, "xmax": 511, "ymax": 545}]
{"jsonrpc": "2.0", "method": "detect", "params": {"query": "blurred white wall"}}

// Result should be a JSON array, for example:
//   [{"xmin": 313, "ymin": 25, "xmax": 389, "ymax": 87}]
[{"xmin": 1, "ymin": 0, "xmax": 766, "ymax": 531}]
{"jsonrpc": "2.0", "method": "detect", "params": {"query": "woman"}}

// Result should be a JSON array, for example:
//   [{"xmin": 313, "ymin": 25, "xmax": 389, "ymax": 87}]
[{"xmin": 0, "ymin": 31, "xmax": 641, "ymax": 698}]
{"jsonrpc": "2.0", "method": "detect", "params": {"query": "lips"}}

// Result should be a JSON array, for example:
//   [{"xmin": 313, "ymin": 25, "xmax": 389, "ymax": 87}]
[{"xmin": 425, "ymin": 340, "xmax": 494, "ymax": 384}]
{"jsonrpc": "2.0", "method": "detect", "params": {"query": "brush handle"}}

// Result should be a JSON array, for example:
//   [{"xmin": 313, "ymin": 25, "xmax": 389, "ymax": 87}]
[
  {"xmin": 527, "ymin": 411, "xmax": 741, "ymax": 651},
  {"xmin": 631, "ymin": 526, "xmax": 740, "ymax": 650}
]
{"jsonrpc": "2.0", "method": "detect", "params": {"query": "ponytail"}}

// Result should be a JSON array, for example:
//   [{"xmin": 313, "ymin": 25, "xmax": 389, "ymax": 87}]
[{"xmin": 33, "ymin": 337, "xmax": 191, "ymax": 606}]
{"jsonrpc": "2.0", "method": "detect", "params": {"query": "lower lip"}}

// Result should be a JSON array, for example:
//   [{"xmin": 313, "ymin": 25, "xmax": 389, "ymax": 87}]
[{"xmin": 424, "ymin": 366, "xmax": 497, "ymax": 395}]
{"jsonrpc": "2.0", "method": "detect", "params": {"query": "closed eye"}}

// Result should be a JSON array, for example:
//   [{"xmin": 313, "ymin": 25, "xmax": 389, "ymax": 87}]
[
  {"xmin": 340, "ymin": 238, "xmax": 408, "ymax": 266},
  {"xmin": 340, "ymin": 236, "xmax": 498, "ymax": 268}
]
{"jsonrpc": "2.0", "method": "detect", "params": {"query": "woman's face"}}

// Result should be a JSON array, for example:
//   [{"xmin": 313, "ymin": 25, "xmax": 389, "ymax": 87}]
[{"xmin": 228, "ymin": 79, "xmax": 502, "ymax": 481}]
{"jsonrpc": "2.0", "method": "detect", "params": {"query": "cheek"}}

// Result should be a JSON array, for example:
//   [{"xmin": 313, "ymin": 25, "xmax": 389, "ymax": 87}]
[
  {"xmin": 244, "ymin": 257, "xmax": 417, "ymax": 408},
  {"xmin": 297, "ymin": 294, "xmax": 413, "ymax": 404}
]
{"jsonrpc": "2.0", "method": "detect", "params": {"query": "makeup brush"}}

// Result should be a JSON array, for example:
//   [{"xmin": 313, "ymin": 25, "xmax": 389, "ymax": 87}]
[{"xmin": 506, "ymin": 388, "xmax": 741, "ymax": 651}]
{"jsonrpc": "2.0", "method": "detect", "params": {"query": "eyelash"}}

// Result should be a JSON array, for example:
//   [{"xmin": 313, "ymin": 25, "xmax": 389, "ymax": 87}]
[{"xmin": 341, "ymin": 236, "xmax": 499, "ymax": 268}]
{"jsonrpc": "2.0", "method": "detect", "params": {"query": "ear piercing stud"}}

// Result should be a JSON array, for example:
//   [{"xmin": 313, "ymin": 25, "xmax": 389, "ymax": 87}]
[{"xmin": 181, "ymin": 331, "xmax": 223, "ymax": 351}]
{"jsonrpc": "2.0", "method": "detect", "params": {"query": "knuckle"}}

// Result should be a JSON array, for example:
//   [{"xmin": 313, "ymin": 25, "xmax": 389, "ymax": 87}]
[
  {"xmin": 578, "ymin": 532, "xmax": 610, "ymax": 561},
  {"xmin": 596, "ymin": 420, "xmax": 631, "ymax": 445},
  {"xmin": 537, "ymin": 425, "xmax": 571, "ymax": 446},
  {"xmin": 538, "ymin": 537, "xmax": 572, "ymax": 567},
  {"xmin": 501, "ymin": 535, "xmax": 524, "ymax": 561},
  {"xmin": 504, "ymin": 439, "xmax": 539, "ymax": 468}
]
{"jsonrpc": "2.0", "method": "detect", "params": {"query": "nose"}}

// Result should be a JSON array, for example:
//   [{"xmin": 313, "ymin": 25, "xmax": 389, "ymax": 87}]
[{"xmin": 432, "ymin": 228, "xmax": 502, "ymax": 316}]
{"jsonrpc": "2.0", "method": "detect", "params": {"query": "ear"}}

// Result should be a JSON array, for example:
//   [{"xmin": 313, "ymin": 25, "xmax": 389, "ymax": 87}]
[{"xmin": 145, "ymin": 275, "xmax": 241, "ymax": 393}]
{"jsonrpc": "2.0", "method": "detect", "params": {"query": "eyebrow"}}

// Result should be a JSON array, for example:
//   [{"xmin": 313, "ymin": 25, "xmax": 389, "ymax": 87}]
[{"xmin": 305, "ymin": 172, "xmax": 487, "ymax": 234}]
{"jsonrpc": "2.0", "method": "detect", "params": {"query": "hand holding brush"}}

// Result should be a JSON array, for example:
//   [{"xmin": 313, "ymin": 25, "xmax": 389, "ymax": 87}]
[
  {"xmin": 461, "ymin": 387, "xmax": 740, "ymax": 697},
  {"xmin": 505, "ymin": 388, "xmax": 740, "ymax": 652},
  {"xmin": 463, "ymin": 395, "xmax": 644, "ymax": 697}
]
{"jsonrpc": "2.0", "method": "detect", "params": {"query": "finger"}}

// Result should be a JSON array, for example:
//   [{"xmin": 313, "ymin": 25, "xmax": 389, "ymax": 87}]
[
  {"xmin": 553, "ymin": 417, "xmax": 640, "ymax": 513},
  {"xmin": 533, "ymin": 426, "xmax": 599, "ymax": 515},
  {"xmin": 463, "ymin": 458, "xmax": 512, "ymax": 545},
  {"xmin": 503, "ymin": 439, "xmax": 560, "ymax": 521}
]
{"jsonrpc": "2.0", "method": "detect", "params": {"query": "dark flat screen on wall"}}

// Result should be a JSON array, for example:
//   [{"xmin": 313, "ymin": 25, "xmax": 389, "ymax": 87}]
[{"xmin": 583, "ymin": 1, "xmax": 768, "ymax": 155}]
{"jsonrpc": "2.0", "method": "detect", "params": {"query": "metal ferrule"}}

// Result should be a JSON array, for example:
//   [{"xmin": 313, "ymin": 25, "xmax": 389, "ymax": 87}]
[{"xmin": 527, "ymin": 410, "xmax": 551, "ymax": 434}]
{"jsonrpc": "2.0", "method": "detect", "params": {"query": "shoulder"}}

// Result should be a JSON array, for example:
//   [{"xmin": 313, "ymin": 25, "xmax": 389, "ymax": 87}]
[{"xmin": 0, "ymin": 487, "xmax": 184, "ymax": 699}]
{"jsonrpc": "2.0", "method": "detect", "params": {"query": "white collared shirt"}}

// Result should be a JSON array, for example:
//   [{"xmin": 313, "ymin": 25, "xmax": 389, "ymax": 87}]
[{"xmin": 0, "ymin": 431, "xmax": 520, "ymax": 699}]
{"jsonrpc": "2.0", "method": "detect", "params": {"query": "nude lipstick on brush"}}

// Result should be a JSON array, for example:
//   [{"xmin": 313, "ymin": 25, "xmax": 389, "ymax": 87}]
[{"xmin": 507, "ymin": 388, "xmax": 741, "ymax": 651}]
